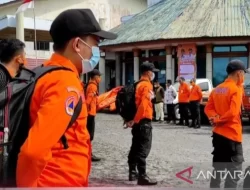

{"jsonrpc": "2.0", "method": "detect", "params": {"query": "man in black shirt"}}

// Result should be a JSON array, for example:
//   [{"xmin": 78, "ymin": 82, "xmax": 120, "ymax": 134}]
[{"xmin": 0, "ymin": 39, "xmax": 26, "ymax": 90}]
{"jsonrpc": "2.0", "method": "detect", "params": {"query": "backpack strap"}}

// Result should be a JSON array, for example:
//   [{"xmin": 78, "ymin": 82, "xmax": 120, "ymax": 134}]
[
  {"xmin": 61, "ymin": 97, "xmax": 82, "ymax": 149},
  {"xmin": 24, "ymin": 65, "xmax": 80, "ymax": 149}
]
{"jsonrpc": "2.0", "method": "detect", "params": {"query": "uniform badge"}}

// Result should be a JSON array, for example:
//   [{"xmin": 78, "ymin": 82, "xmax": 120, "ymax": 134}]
[{"xmin": 65, "ymin": 96, "xmax": 76, "ymax": 116}]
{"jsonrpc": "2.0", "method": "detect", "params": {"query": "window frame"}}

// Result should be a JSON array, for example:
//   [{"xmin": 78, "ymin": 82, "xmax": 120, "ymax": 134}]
[{"xmin": 34, "ymin": 41, "xmax": 50, "ymax": 51}]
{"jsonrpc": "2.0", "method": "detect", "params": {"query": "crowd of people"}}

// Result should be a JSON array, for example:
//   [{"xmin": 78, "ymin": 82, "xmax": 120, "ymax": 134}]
[
  {"xmin": 0, "ymin": 8, "xmax": 248, "ymax": 190},
  {"xmin": 153, "ymin": 77, "xmax": 202, "ymax": 128}
]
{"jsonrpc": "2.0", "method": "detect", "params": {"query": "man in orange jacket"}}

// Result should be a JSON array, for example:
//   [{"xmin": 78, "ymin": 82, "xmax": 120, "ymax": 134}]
[
  {"xmin": 178, "ymin": 77, "xmax": 190, "ymax": 126},
  {"xmin": 16, "ymin": 9, "xmax": 117, "ymax": 187},
  {"xmin": 126, "ymin": 62, "xmax": 158, "ymax": 186},
  {"xmin": 189, "ymin": 78, "xmax": 202, "ymax": 128},
  {"xmin": 205, "ymin": 60, "xmax": 247, "ymax": 189},
  {"xmin": 86, "ymin": 69, "xmax": 102, "ymax": 162}
]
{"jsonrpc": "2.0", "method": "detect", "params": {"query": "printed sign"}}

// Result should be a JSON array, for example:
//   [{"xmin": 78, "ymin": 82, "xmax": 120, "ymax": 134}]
[{"xmin": 177, "ymin": 44, "xmax": 197, "ymax": 80}]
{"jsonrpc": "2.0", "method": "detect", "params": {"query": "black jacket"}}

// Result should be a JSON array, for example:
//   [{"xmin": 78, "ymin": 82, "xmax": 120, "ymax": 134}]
[{"xmin": 0, "ymin": 64, "xmax": 11, "ymax": 91}]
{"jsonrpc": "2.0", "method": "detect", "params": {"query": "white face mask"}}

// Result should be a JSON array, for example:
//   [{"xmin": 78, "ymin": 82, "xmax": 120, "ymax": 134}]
[
  {"xmin": 150, "ymin": 72, "xmax": 155, "ymax": 81},
  {"xmin": 77, "ymin": 39, "xmax": 100, "ymax": 74}
]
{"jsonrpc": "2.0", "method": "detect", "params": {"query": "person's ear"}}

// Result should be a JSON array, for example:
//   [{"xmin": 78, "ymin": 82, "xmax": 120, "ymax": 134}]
[
  {"xmin": 14, "ymin": 55, "xmax": 23, "ymax": 64},
  {"xmin": 72, "ymin": 37, "xmax": 81, "ymax": 53}
]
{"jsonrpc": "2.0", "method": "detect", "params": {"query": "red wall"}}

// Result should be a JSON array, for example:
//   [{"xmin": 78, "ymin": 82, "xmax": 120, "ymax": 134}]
[{"xmin": 26, "ymin": 58, "xmax": 47, "ymax": 69}]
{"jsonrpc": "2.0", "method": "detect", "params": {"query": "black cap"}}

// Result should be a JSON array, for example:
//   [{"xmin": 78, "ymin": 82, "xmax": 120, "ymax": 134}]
[
  {"xmin": 140, "ymin": 62, "xmax": 159, "ymax": 73},
  {"xmin": 50, "ymin": 9, "xmax": 117, "ymax": 45},
  {"xmin": 226, "ymin": 60, "xmax": 249, "ymax": 74},
  {"xmin": 89, "ymin": 69, "xmax": 101, "ymax": 77}
]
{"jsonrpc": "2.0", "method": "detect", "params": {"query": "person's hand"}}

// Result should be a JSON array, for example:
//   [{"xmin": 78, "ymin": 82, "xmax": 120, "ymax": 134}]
[
  {"xmin": 209, "ymin": 115, "xmax": 220, "ymax": 126},
  {"xmin": 124, "ymin": 120, "xmax": 134, "ymax": 129}
]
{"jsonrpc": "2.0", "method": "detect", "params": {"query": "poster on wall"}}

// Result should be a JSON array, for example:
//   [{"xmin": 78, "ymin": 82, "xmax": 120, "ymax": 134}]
[{"xmin": 177, "ymin": 44, "xmax": 197, "ymax": 80}]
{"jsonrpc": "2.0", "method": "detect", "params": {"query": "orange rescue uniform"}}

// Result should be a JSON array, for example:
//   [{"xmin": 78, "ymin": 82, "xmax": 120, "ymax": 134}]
[
  {"xmin": 134, "ymin": 76, "xmax": 154, "ymax": 124},
  {"xmin": 86, "ymin": 80, "xmax": 98, "ymax": 116},
  {"xmin": 178, "ymin": 82, "xmax": 190, "ymax": 103},
  {"xmin": 189, "ymin": 84, "xmax": 202, "ymax": 101},
  {"xmin": 17, "ymin": 53, "xmax": 91, "ymax": 187},
  {"xmin": 205, "ymin": 79, "xmax": 242, "ymax": 142}
]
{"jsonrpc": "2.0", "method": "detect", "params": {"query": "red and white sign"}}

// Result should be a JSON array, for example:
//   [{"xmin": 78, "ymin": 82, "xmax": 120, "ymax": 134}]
[
  {"xmin": 15, "ymin": 0, "xmax": 34, "ymax": 14},
  {"xmin": 177, "ymin": 44, "xmax": 197, "ymax": 80}
]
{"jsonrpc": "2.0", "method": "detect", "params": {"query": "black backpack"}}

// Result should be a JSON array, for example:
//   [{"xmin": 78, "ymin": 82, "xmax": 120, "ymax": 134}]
[
  {"xmin": 0, "ymin": 65, "xmax": 82, "ymax": 187},
  {"xmin": 115, "ymin": 80, "xmax": 145, "ymax": 122}
]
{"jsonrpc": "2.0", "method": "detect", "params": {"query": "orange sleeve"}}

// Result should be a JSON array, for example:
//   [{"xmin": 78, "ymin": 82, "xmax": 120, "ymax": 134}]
[
  {"xmin": 204, "ymin": 90, "xmax": 218, "ymax": 118},
  {"xmin": 134, "ymin": 85, "xmax": 151, "ymax": 124},
  {"xmin": 86, "ymin": 84, "xmax": 97, "ymax": 115},
  {"xmin": 18, "ymin": 76, "xmax": 81, "ymax": 186},
  {"xmin": 198, "ymin": 86, "xmax": 202, "ymax": 100},
  {"xmin": 217, "ymin": 89, "xmax": 242, "ymax": 123},
  {"xmin": 186, "ymin": 83, "xmax": 191, "ymax": 97}
]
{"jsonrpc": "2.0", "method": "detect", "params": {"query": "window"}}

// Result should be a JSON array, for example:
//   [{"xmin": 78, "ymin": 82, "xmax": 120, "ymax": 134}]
[
  {"xmin": 155, "ymin": 61, "xmax": 166, "ymax": 85},
  {"xmin": 198, "ymin": 82, "xmax": 209, "ymax": 91},
  {"xmin": 213, "ymin": 46, "xmax": 230, "ymax": 52},
  {"xmin": 213, "ymin": 45, "xmax": 247, "ymax": 52},
  {"xmin": 213, "ymin": 57, "xmax": 248, "ymax": 86},
  {"xmin": 35, "ymin": 41, "xmax": 50, "ymax": 51},
  {"xmin": 231, "ymin": 46, "xmax": 247, "ymax": 52}
]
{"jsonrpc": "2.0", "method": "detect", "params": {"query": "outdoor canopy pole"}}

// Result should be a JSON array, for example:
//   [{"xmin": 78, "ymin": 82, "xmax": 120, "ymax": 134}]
[{"xmin": 32, "ymin": 0, "xmax": 38, "ymax": 65}]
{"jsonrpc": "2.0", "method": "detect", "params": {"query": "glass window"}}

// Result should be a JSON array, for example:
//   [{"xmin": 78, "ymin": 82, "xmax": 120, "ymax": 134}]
[
  {"xmin": 198, "ymin": 82, "xmax": 209, "ymax": 91},
  {"xmin": 154, "ymin": 61, "xmax": 166, "ymax": 85},
  {"xmin": 213, "ymin": 46, "xmax": 230, "ymax": 52},
  {"xmin": 35, "ymin": 41, "xmax": 50, "ymax": 51},
  {"xmin": 231, "ymin": 46, "xmax": 247, "ymax": 52},
  {"xmin": 212, "ymin": 57, "xmax": 248, "ymax": 86}
]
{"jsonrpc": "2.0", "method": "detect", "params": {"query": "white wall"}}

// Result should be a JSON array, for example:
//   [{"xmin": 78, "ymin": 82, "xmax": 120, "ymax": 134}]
[
  {"xmin": 0, "ymin": 0, "xmax": 147, "ymax": 30},
  {"xmin": 25, "ymin": 41, "xmax": 53, "ymax": 59}
]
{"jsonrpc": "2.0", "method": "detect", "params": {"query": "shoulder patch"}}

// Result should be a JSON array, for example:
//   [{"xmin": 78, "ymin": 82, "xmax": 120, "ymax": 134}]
[{"xmin": 65, "ymin": 96, "xmax": 77, "ymax": 116}]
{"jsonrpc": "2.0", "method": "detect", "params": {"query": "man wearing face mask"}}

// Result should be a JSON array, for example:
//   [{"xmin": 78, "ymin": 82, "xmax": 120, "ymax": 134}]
[
  {"xmin": 126, "ymin": 62, "xmax": 158, "ymax": 186},
  {"xmin": 205, "ymin": 60, "xmax": 247, "ymax": 189},
  {"xmin": 86, "ymin": 69, "xmax": 102, "ymax": 162},
  {"xmin": 16, "ymin": 9, "xmax": 117, "ymax": 187},
  {"xmin": 0, "ymin": 39, "xmax": 26, "ymax": 90}
]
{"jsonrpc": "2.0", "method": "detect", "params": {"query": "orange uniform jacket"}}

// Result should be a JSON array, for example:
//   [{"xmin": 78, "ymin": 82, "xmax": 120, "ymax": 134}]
[
  {"xmin": 17, "ymin": 53, "xmax": 91, "ymax": 187},
  {"xmin": 86, "ymin": 81, "xmax": 98, "ymax": 116},
  {"xmin": 205, "ymin": 79, "xmax": 242, "ymax": 142},
  {"xmin": 189, "ymin": 85, "xmax": 202, "ymax": 101},
  {"xmin": 134, "ymin": 76, "xmax": 154, "ymax": 124},
  {"xmin": 178, "ymin": 82, "xmax": 191, "ymax": 103}
]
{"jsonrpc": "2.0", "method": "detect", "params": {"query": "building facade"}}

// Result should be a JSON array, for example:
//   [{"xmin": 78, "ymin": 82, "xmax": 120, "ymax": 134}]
[
  {"xmin": 100, "ymin": 0, "xmax": 250, "ymax": 92},
  {"xmin": 0, "ymin": 0, "xmax": 147, "ymax": 72}
]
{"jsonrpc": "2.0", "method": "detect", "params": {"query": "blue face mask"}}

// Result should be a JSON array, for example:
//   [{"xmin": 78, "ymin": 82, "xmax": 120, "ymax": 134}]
[{"xmin": 78, "ymin": 39, "xmax": 100, "ymax": 74}]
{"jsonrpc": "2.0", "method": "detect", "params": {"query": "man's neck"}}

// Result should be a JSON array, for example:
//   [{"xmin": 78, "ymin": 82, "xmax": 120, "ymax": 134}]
[
  {"xmin": 227, "ymin": 76, "xmax": 237, "ymax": 84},
  {"xmin": 4, "ymin": 62, "xmax": 17, "ymax": 78}
]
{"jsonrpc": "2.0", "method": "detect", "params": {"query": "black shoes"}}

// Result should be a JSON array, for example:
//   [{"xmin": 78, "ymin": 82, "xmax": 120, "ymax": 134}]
[
  {"xmin": 137, "ymin": 174, "xmax": 157, "ymax": 186},
  {"xmin": 92, "ymin": 154, "xmax": 101, "ymax": 162},
  {"xmin": 129, "ymin": 171, "xmax": 138, "ymax": 181}
]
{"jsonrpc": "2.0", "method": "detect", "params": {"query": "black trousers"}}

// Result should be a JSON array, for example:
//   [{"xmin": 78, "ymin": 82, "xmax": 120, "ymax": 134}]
[
  {"xmin": 179, "ymin": 103, "xmax": 189, "ymax": 124},
  {"xmin": 210, "ymin": 133, "xmax": 244, "ymax": 189},
  {"xmin": 128, "ymin": 119, "xmax": 152, "ymax": 175},
  {"xmin": 87, "ymin": 115, "xmax": 95, "ymax": 141},
  {"xmin": 167, "ymin": 104, "xmax": 176, "ymax": 122},
  {"xmin": 189, "ymin": 101, "xmax": 200, "ymax": 125}
]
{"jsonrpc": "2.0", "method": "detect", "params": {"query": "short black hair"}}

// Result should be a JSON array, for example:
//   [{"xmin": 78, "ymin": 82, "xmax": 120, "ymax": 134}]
[
  {"xmin": 53, "ymin": 36, "xmax": 87, "ymax": 52},
  {"xmin": 0, "ymin": 39, "xmax": 25, "ymax": 63},
  {"xmin": 167, "ymin": 79, "xmax": 172, "ymax": 85},
  {"xmin": 180, "ymin": 77, "xmax": 185, "ymax": 81}
]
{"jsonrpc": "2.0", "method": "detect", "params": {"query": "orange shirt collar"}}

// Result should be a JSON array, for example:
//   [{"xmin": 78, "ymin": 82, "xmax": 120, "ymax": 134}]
[
  {"xmin": 224, "ymin": 78, "xmax": 237, "ymax": 84},
  {"xmin": 89, "ymin": 79, "xmax": 97, "ymax": 85},
  {"xmin": 47, "ymin": 53, "xmax": 79, "ymax": 76}
]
